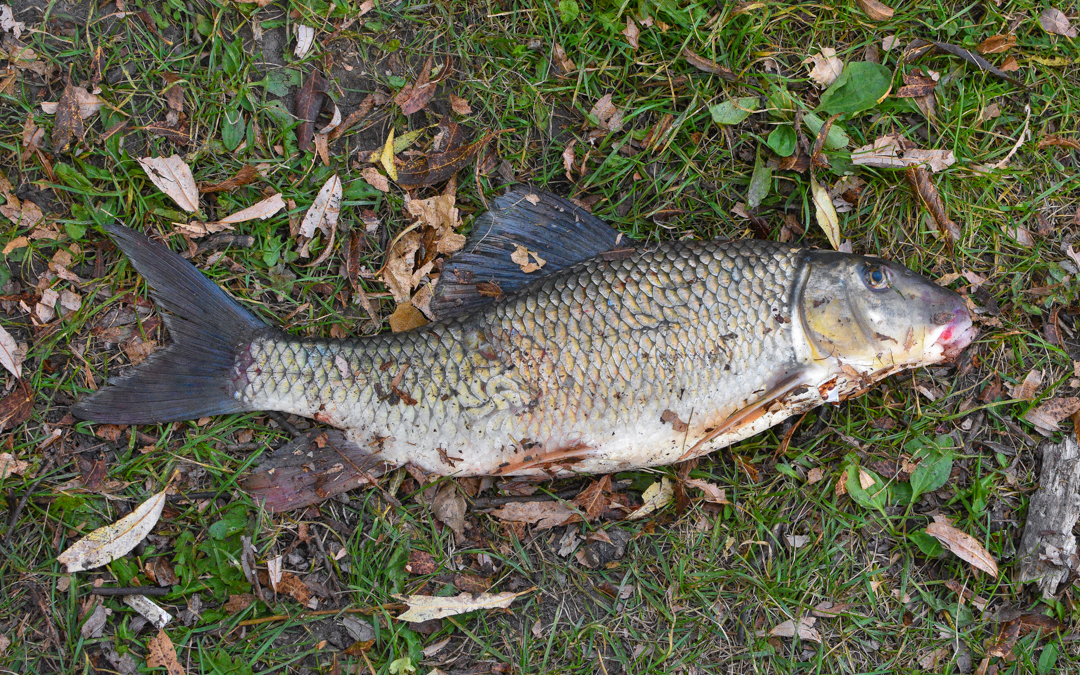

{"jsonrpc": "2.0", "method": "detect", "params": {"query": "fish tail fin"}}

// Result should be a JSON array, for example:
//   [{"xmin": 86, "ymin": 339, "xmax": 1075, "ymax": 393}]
[{"xmin": 72, "ymin": 224, "xmax": 269, "ymax": 424}]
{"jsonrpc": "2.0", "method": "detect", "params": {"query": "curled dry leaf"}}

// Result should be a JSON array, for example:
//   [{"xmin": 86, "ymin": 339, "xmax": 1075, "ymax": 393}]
[
  {"xmin": 294, "ymin": 24, "xmax": 316, "ymax": 58},
  {"xmin": 41, "ymin": 87, "xmax": 105, "ymax": 119},
  {"xmin": 199, "ymin": 165, "xmax": 260, "ymax": 193},
  {"xmin": 489, "ymin": 500, "xmax": 579, "ymax": 530},
  {"xmin": 0, "ymin": 324, "xmax": 22, "ymax": 378},
  {"xmin": 299, "ymin": 174, "xmax": 342, "ymax": 239},
  {"xmin": 406, "ymin": 194, "xmax": 465, "ymax": 254},
  {"xmin": 388, "ymin": 303, "xmax": 428, "ymax": 333},
  {"xmin": 809, "ymin": 173, "xmax": 841, "ymax": 250},
  {"xmin": 360, "ymin": 167, "xmax": 390, "ymax": 192},
  {"xmin": 628, "ymin": 476, "xmax": 674, "ymax": 520},
  {"xmin": 296, "ymin": 69, "xmax": 329, "ymax": 153},
  {"xmin": 1010, "ymin": 369, "xmax": 1043, "ymax": 401},
  {"xmin": 804, "ymin": 48, "xmax": 844, "ymax": 86},
  {"xmin": 856, "ymin": 0, "xmax": 893, "ymax": 21},
  {"xmin": 681, "ymin": 48, "xmax": 737, "ymax": 80},
  {"xmin": 1040, "ymin": 8, "xmax": 1077, "ymax": 38},
  {"xmin": 57, "ymin": 489, "xmax": 168, "ymax": 572},
  {"xmin": 926, "ymin": 517, "xmax": 999, "ymax": 577},
  {"xmin": 217, "ymin": 193, "xmax": 285, "ymax": 225},
  {"xmin": 449, "ymin": 94, "xmax": 472, "ymax": 115},
  {"xmin": 432, "ymin": 482, "xmax": 466, "ymax": 538},
  {"xmin": 683, "ymin": 478, "xmax": 729, "ymax": 504},
  {"xmin": 138, "ymin": 156, "xmax": 199, "ymax": 212},
  {"xmin": 50, "ymin": 84, "xmax": 86, "ymax": 152},
  {"xmin": 0, "ymin": 453, "xmax": 28, "ymax": 479},
  {"xmin": 0, "ymin": 381, "xmax": 35, "ymax": 432},
  {"xmin": 851, "ymin": 135, "xmax": 955, "ymax": 172},
  {"xmin": 977, "ymin": 34, "xmax": 1017, "ymax": 54},
  {"xmin": 622, "ymin": 16, "xmax": 640, "ymax": 49},
  {"xmin": 394, "ymin": 590, "xmax": 529, "ymax": 623}
]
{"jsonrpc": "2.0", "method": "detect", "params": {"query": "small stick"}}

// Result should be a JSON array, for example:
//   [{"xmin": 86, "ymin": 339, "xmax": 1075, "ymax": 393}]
[
  {"xmin": 237, "ymin": 603, "xmax": 406, "ymax": 626},
  {"xmin": 91, "ymin": 586, "xmax": 170, "ymax": 597}
]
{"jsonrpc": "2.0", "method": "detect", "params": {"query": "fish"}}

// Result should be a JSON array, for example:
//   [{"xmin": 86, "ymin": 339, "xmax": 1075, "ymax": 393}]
[{"xmin": 73, "ymin": 187, "xmax": 976, "ymax": 511}]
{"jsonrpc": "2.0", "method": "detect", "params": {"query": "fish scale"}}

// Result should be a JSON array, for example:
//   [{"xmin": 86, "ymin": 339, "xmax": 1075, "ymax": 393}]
[
  {"xmin": 234, "ymin": 239, "xmax": 803, "ymax": 476},
  {"xmin": 74, "ymin": 187, "xmax": 974, "ymax": 511}
]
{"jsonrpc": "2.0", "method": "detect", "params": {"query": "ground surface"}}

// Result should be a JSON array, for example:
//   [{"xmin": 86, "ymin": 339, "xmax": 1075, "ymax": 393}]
[{"xmin": 1, "ymin": 0, "xmax": 1080, "ymax": 673}]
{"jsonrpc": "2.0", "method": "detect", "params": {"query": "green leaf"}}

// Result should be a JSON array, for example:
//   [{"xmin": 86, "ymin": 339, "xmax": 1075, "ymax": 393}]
[
  {"xmin": 208, "ymin": 506, "xmax": 248, "ymax": 540},
  {"xmin": 909, "ymin": 445, "xmax": 953, "ymax": 503},
  {"xmin": 558, "ymin": 0, "xmax": 579, "ymax": 23},
  {"xmin": 766, "ymin": 125, "xmax": 797, "ymax": 157},
  {"xmin": 803, "ymin": 113, "xmax": 850, "ymax": 150},
  {"xmin": 223, "ymin": 37, "xmax": 244, "ymax": 78},
  {"xmin": 817, "ymin": 61, "xmax": 892, "ymax": 116},
  {"xmin": 1038, "ymin": 644, "xmax": 1059, "ymax": 674},
  {"xmin": 845, "ymin": 464, "xmax": 888, "ymax": 511},
  {"xmin": 709, "ymin": 96, "xmax": 758, "ymax": 125},
  {"xmin": 909, "ymin": 530, "xmax": 944, "ymax": 557},
  {"xmin": 64, "ymin": 223, "xmax": 87, "ymax": 240},
  {"xmin": 747, "ymin": 148, "xmax": 771, "ymax": 209},
  {"xmin": 207, "ymin": 650, "xmax": 255, "ymax": 675},
  {"xmin": 222, "ymin": 105, "xmax": 246, "ymax": 152}
]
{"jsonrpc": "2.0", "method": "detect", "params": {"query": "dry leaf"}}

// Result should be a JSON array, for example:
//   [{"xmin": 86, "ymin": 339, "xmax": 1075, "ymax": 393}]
[
  {"xmin": 41, "ymin": 87, "xmax": 105, "ymax": 119},
  {"xmin": 432, "ymin": 482, "xmax": 466, "ymax": 538},
  {"xmin": 299, "ymin": 174, "xmax": 342, "ymax": 239},
  {"xmin": 393, "ymin": 590, "xmax": 529, "ymax": 623},
  {"xmin": 628, "ymin": 477, "xmax": 674, "ymax": 520},
  {"xmin": 199, "ymin": 165, "xmax": 260, "ymax": 193},
  {"xmin": 561, "ymin": 140, "xmax": 576, "ymax": 180},
  {"xmin": 294, "ymin": 24, "xmax": 316, "ymax": 58},
  {"xmin": 50, "ymin": 84, "xmax": 86, "ymax": 152},
  {"xmin": 395, "ymin": 57, "xmax": 445, "ymax": 116},
  {"xmin": 926, "ymin": 517, "xmax": 999, "ymax": 577},
  {"xmin": 0, "ymin": 325, "xmax": 22, "ymax": 379},
  {"xmin": 217, "ymin": 193, "xmax": 285, "ymax": 224},
  {"xmin": 394, "ymin": 121, "xmax": 494, "ymax": 189},
  {"xmin": 1010, "ymin": 369, "xmax": 1043, "ymax": 401},
  {"xmin": 56, "ymin": 490, "xmax": 167, "ymax": 572},
  {"xmin": 553, "ymin": 42, "xmax": 576, "ymax": 74},
  {"xmin": 449, "ymin": 94, "xmax": 472, "ymax": 115},
  {"xmin": 851, "ymin": 135, "xmax": 955, "ymax": 172},
  {"xmin": 296, "ymin": 69, "xmax": 329, "ymax": 153},
  {"xmin": 146, "ymin": 629, "xmax": 185, "ymax": 675},
  {"xmin": 0, "ymin": 453, "xmax": 28, "ymax": 479},
  {"xmin": 622, "ymin": 17, "xmax": 640, "ymax": 48},
  {"xmin": 683, "ymin": 478, "xmax": 729, "ymax": 504},
  {"xmin": 977, "ymin": 34, "xmax": 1016, "ymax": 54},
  {"xmin": 0, "ymin": 381, "xmax": 34, "ymax": 432},
  {"xmin": 381, "ymin": 230, "xmax": 423, "ymax": 303},
  {"xmin": 1, "ymin": 5, "xmax": 25, "ymax": 38},
  {"xmin": 810, "ymin": 173, "xmax": 841, "ymax": 249},
  {"xmin": 489, "ymin": 501, "xmax": 579, "ymax": 530},
  {"xmin": 380, "ymin": 129, "xmax": 398, "ymax": 181},
  {"xmin": 511, "ymin": 244, "xmax": 546, "ymax": 273},
  {"xmin": 805, "ymin": 48, "xmax": 843, "ymax": 86},
  {"xmin": 572, "ymin": 476, "xmax": 612, "ymax": 521},
  {"xmin": 682, "ymin": 48, "xmax": 736, "ymax": 79},
  {"xmin": 1024, "ymin": 397, "xmax": 1080, "ymax": 435},
  {"xmin": 769, "ymin": 617, "xmax": 822, "ymax": 643},
  {"xmin": 1040, "ymin": 8, "xmax": 1077, "ymax": 38},
  {"xmin": 138, "ymin": 156, "xmax": 199, "ymax": 212},
  {"xmin": 388, "ymin": 303, "xmax": 428, "ymax": 333},
  {"xmin": 856, "ymin": 0, "xmax": 893, "ymax": 20},
  {"xmin": 906, "ymin": 165, "xmax": 960, "ymax": 242},
  {"xmin": 360, "ymin": 167, "xmax": 390, "ymax": 192}
]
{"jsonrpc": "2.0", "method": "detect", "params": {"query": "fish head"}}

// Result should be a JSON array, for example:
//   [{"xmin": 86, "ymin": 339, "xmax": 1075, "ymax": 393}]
[{"xmin": 798, "ymin": 251, "xmax": 976, "ymax": 372}]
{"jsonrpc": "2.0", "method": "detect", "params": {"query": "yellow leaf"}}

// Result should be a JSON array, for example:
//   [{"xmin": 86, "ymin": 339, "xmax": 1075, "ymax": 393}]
[
  {"xmin": 809, "ymin": 173, "xmax": 841, "ymax": 249},
  {"xmin": 381, "ymin": 129, "xmax": 398, "ymax": 182}
]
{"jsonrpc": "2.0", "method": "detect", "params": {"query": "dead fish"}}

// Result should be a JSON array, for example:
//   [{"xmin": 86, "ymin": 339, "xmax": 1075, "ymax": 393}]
[{"xmin": 73, "ymin": 187, "xmax": 976, "ymax": 511}]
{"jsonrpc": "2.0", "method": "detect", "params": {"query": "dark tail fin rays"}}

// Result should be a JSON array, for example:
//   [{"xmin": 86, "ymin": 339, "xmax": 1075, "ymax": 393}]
[{"xmin": 72, "ymin": 224, "xmax": 268, "ymax": 424}]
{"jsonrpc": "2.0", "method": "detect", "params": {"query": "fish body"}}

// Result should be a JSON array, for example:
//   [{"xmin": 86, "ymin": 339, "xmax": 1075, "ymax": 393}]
[{"xmin": 74, "ymin": 188, "xmax": 975, "ymax": 508}]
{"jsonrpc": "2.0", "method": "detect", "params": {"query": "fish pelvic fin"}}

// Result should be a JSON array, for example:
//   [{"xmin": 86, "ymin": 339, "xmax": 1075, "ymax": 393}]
[
  {"xmin": 72, "ymin": 224, "xmax": 269, "ymax": 424},
  {"xmin": 430, "ymin": 186, "xmax": 627, "ymax": 320}
]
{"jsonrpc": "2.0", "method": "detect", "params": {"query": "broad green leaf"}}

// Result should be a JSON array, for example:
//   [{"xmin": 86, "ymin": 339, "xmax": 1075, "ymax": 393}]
[
  {"xmin": 909, "ymin": 530, "xmax": 944, "ymax": 557},
  {"xmin": 222, "ymin": 105, "xmax": 246, "ymax": 152},
  {"xmin": 909, "ymin": 446, "xmax": 953, "ymax": 502},
  {"xmin": 766, "ymin": 125, "xmax": 797, "ymax": 156},
  {"xmin": 803, "ymin": 112, "xmax": 850, "ymax": 150},
  {"xmin": 747, "ymin": 148, "xmax": 771, "ymax": 209},
  {"xmin": 710, "ymin": 96, "xmax": 758, "ymax": 125},
  {"xmin": 817, "ymin": 61, "xmax": 892, "ymax": 115},
  {"xmin": 558, "ymin": 0, "xmax": 579, "ymax": 23},
  {"xmin": 845, "ymin": 464, "xmax": 887, "ymax": 510}
]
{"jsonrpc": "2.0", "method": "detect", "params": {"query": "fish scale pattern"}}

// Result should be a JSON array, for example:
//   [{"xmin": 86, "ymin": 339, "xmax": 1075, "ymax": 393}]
[{"xmin": 237, "ymin": 238, "xmax": 808, "ymax": 474}]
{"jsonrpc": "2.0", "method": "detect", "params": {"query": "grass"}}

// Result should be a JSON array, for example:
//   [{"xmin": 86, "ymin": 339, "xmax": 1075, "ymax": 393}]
[{"xmin": 1, "ymin": 0, "xmax": 1080, "ymax": 672}]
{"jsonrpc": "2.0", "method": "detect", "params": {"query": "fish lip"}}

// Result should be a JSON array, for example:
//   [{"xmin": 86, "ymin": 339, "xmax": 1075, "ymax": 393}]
[{"xmin": 933, "ymin": 307, "xmax": 977, "ymax": 361}]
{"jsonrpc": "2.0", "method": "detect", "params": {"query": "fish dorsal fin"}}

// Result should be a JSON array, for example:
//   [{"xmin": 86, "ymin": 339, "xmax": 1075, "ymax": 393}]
[{"xmin": 431, "ymin": 186, "xmax": 626, "ymax": 320}]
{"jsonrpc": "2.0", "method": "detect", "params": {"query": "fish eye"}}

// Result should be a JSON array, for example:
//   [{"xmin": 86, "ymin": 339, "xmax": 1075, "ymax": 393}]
[{"xmin": 862, "ymin": 263, "xmax": 889, "ymax": 290}]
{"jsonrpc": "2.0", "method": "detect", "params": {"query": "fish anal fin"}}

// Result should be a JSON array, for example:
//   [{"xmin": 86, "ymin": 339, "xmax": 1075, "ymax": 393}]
[
  {"xmin": 431, "ymin": 187, "xmax": 626, "ymax": 320},
  {"xmin": 491, "ymin": 441, "xmax": 595, "ymax": 477},
  {"xmin": 242, "ymin": 430, "xmax": 393, "ymax": 512}
]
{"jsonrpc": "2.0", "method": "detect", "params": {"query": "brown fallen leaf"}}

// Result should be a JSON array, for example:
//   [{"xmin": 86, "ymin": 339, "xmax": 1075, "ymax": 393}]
[
  {"xmin": 553, "ymin": 42, "xmax": 576, "ymax": 74},
  {"xmin": 622, "ymin": 17, "xmax": 640, "ymax": 49},
  {"xmin": 0, "ymin": 452, "xmax": 28, "ymax": 479},
  {"xmin": 0, "ymin": 380, "xmax": 33, "ymax": 432},
  {"xmin": 683, "ymin": 478, "xmax": 729, "ymax": 504},
  {"xmin": 360, "ymin": 166, "xmax": 390, "ymax": 192},
  {"xmin": 573, "ymin": 476, "xmax": 612, "ymax": 521},
  {"xmin": 977, "ymin": 34, "xmax": 1017, "ymax": 54},
  {"xmin": 395, "ymin": 57, "xmax": 451, "ymax": 116},
  {"xmin": 216, "ymin": 193, "xmax": 285, "ymax": 225},
  {"xmin": 851, "ymin": 135, "xmax": 955, "ymax": 172},
  {"xmin": 768, "ymin": 617, "xmax": 821, "ymax": 643},
  {"xmin": 388, "ymin": 303, "xmax": 429, "ymax": 333},
  {"xmin": 147, "ymin": 629, "xmax": 185, "ymax": 675},
  {"xmin": 926, "ymin": 517, "xmax": 999, "ymax": 577},
  {"xmin": 682, "ymin": 47, "xmax": 737, "ymax": 80},
  {"xmin": 432, "ymin": 482, "xmax": 466, "ymax": 538},
  {"xmin": 50, "ymin": 83, "xmax": 85, "ymax": 153},
  {"xmin": 1010, "ymin": 369, "xmax": 1043, "ymax": 401},
  {"xmin": 906, "ymin": 165, "xmax": 960, "ymax": 242},
  {"xmin": 1024, "ymin": 397, "xmax": 1080, "ymax": 436},
  {"xmin": 489, "ymin": 501, "xmax": 580, "ymax": 530},
  {"xmin": 394, "ymin": 122, "xmax": 496, "ymax": 189},
  {"xmin": 41, "ymin": 86, "xmax": 105, "ymax": 119},
  {"xmin": 299, "ymin": 174, "xmax": 342, "ymax": 240},
  {"xmin": 405, "ymin": 193, "xmax": 464, "ymax": 255},
  {"xmin": 627, "ymin": 477, "xmax": 674, "ymax": 520},
  {"xmin": 296, "ymin": 69, "xmax": 328, "ymax": 153},
  {"xmin": 510, "ymin": 244, "xmax": 546, "ymax": 273},
  {"xmin": 856, "ymin": 0, "xmax": 893, "ymax": 20},
  {"xmin": 1038, "ymin": 135, "xmax": 1080, "ymax": 151},
  {"xmin": 406, "ymin": 550, "xmax": 439, "ymax": 575},
  {"xmin": 0, "ymin": 324, "xmax": 22, "ymax": 379},
  {"xmin": 1040, "ymin": 7, "xmax": 1077, "ymax": 38},
  {"xmin": 198, "ymin": 165, "xmax": 260, "ymax": 193},
  {"xmin": 895, "ymin": 71, "xmax": 937, "ymax": 98},
  {"xmin": 393, "ymin": 590, "xmax": 529, "ymax": 623},
  {"xmin": 449, "ymin": 94, "xmax": 471, "ymax": 115}
]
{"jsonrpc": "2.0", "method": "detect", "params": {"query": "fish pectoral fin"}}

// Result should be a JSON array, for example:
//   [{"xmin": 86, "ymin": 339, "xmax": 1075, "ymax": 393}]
[
  {"xmin": 677, "ymin": 371, "xmax": 812, "ymax": 462},
  {"xmin": 242, "ymin": 430, "xmax": 393, "ymax": 512},
  {"xmin": 430, "ymin": 187, "xmax": 629, "ymax": 320}
]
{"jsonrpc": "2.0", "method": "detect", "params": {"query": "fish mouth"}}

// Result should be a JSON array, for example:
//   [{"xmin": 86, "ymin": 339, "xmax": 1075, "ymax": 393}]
[{"xmin": 932, "ymin": 306, "xmax": 977, "ymax": 361}]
